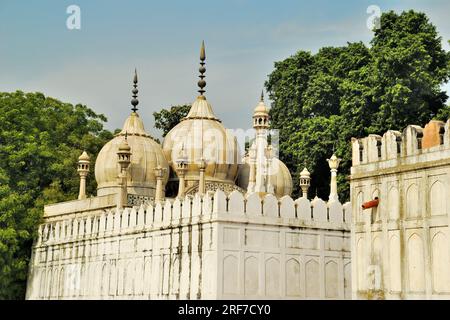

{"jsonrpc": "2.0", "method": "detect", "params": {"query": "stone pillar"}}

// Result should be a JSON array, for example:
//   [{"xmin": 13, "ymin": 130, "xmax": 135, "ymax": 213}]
[
  {"xmin": 176, "ymin": 162, "xmax": 187, "ymax": 198},
  {"xmin": 265, "ymin": 145, "xmax": 274, "ymax": 194},
  {"xmin": 327, "ymin": 153, "xmax": 341, "ymax": 202},
  {"xmin": 154, "ymin": 165, "xmax": 166, "ymax": 202},
  {"xmin": 77, "ymin": 151, "xmax": 90, "ymax": 200},
  {"xmin": 299, "ymin": 167, "xmax": 311, "ymax": 199},
  {"xmin": 247, "ymin": 145, "xmax": 257, "ymax": 193},
  {"xmin": 198, "ymin": 158, "xmax": 207, "ymax": 196}
]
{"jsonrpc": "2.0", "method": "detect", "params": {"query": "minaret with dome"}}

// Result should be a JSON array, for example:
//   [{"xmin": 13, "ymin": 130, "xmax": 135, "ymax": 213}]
[{"xmin": 237, "ymin": 91, "xmax": 293, "ymax": 198}]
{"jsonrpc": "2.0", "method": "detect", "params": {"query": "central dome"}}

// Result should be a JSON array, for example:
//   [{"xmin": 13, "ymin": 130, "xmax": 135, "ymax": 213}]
[{"xmin": 162, "ymin": 96, "xmax": 241, "ymax": 191}]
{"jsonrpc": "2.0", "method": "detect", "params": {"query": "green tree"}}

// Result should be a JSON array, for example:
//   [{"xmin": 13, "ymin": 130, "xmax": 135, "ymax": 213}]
[
  {"xmin": 266, "ymin": 10, "xmax": 450, "ymax": 201},
  {"xmin": 153, "ymin": 104, "xmax": 191, "ymax": 137},
  {"xmin": 0, "ymin": 91, "xmax": 113, "ymax": 299}
]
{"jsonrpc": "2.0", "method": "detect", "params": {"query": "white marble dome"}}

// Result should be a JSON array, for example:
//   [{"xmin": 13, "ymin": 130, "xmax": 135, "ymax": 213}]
[
  {"xmin": 162, "ymin": 95, "xmax": 241, "ymax": 191},
  {"xmin": 95, "ymin": 111, "xmax": 169, "ymax": 197}
]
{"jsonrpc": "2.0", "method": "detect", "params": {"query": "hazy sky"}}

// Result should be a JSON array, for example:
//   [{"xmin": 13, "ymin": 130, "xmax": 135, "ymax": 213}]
[{"xmin": 1, "ymin": 0, "xmax": 450, "ymax": 138}]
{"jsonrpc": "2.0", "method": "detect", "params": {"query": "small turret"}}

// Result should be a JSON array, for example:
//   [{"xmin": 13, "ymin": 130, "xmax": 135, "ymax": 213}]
[
  {"xmin": 77, "ymin": 151, "xmax": 90, "ymax": 200},
  {"xmin": 299, "ymin": 167, "xmax": 311, "ymax": 199}
]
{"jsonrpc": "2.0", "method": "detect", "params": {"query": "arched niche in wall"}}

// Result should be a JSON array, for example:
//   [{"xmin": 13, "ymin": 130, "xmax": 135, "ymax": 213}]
[
  {"xmin": 356, "ymin": 191, "xmax": 364, "ymax": 223},
  {"xmin": 356, "ymin": 237, "xmax": 365, "ymax": 291},
  {"xmin": 372, "ymin": 235, "xmax": 382, "ymax": 266},
  {"xmin": 265, "ymin": 257, "xmax": 280, "ymax": 296},
  {"xmin": 388, "ymin": 186, "xmax": 400, "ymax": 221},
  {"xmin": 325, "ymin": 260, "xmax": 339, "ymax": 299},
  {"xmin": 407, "ymin": 233, "xmax": 425, "ymax": 292},
  {"xmin": 431, "ymin": 232, "xmax": 450, "ymax": 293},
  {"xmin": 406, "ymin": 183, "xmax": 420, "ymax": 219},
  {"xmin": 171, "ymin": 256, "xmax": 180, "ymax": 295},
  {"xmin": 223, "ymin": 254, "xmax": 239, "ymax": 295},
  {"xmin": 244, "ymin": 256, "xmax": 259, "ymax": 296},
  {"xmin": 101, "ymin": 263, "xmax": 109, "ymax": 297},
  {"xmin": 305, "ymin": 258, "xmax": 320, "ymax": 298},
  {"xmin": 286, "ymin": 258, "xmax": 302, "ymax": 297},
  {"xmin": 389, "ymin": 235, "xmax": 401, "ymax": 292},
  {"xmin": 430, "ymin": 180, "xmax": 446, "ymax": 216}
]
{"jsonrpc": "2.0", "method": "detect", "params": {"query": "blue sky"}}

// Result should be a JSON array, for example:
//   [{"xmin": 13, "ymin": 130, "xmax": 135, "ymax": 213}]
[{"xmin": 1, "ymin": 0, "xmax": 450, "ymax": 138}]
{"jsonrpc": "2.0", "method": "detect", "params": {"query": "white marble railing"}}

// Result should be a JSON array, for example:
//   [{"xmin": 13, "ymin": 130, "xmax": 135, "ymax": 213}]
[{"xmin": 37, "ymin": 190, "xmax": 351, "ymax": 245}]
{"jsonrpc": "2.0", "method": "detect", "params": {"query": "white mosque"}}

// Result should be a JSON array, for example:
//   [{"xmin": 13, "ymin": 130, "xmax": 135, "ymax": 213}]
[
  {"xmin": 24, "ymin": 42, "xmax": 355, "ymax": 300},
  {"xmin": 26, "ymin": 42, "xmax": 450, "ymax": 300}
]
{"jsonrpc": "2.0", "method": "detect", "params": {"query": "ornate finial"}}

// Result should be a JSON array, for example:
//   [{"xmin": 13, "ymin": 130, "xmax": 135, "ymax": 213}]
[
  {"xmin": 327, "ymin": 153, "xmax": 341, "ymax": 171},
  {"xmin": 198, "ymin": 41, "xmax": 207, "ymax": 96},
  {"xmin": 260, "ymin": 90, "xmax": 264, "ymax": 102},
  {"xmin": 131, "ymin": 69, "xmax": 139, "ymax": 112}
]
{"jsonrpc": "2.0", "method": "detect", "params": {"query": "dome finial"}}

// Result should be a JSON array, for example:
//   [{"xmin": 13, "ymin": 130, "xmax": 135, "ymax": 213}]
[
  {"xmin": 131, "ymin": 69, "xmax": 139, "ymax": 113},
  {"xmin": 260, "ymin": 90, "xmax": 264, "ymax": 102},
  {"xmin": 198, "ymin": 41, "xmax": 207, "ymax": 96}
]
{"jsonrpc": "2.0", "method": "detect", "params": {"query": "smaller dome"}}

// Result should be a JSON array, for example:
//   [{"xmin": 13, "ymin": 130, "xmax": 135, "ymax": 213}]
[
  {"xmin": 252, "ymin": 97, "xmax": 269, "ymax": 129},
  {"xmin": 237, "ymin": 156, "xmax": 293, "ymax": 198},
  {"xmin": 118, "ymin": 139, "xmax": 131, "ymax": 152},
  {"xmin": 253, "ymin": 100, "xmax": 268, "ymax": 116},
  {"xmin": 120, "ymin": 111, "xmax": 148, "ymax": 136},
  {"xmin": 78, "ymin": 151, "xmax": 90, "ymax": 161},
  {"xmin": 300, "ymin": 167, "xmax": 310, "ymax": 178}
]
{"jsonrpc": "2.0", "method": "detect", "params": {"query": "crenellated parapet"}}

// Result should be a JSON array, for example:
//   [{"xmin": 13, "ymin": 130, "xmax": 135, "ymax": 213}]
[
  {"xmin": 37, "ymin": 190, "xmax": 351, "ymax": 246},
  {"xmin": 351, "ymin": 119, "xmax": 450, "ymax": 174},
  {"xmin": 350, "ymin": 119, "xmax": 450, "ymax": 300}
]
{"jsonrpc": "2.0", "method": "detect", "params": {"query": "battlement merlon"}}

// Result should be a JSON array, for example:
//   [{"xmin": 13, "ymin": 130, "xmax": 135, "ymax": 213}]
[{"xmin": 351, "ymin": 119, "xmax": 450, "ymax": 177}]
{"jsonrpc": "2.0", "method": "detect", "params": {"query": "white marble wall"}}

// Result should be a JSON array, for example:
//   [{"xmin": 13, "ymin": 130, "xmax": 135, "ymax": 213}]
[
  {"xmin": 351, "ymin": 120, "xmax": 450, "ymax": 299},
  {"xmin": 26, "ymin": 191, "xmax": 351, "ymax": 300}
]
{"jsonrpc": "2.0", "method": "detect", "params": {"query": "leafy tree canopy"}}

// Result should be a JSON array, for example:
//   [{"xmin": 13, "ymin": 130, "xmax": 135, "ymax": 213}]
[
  {"xmin": 153, "ymin": 104, "xmax": 191, "ymax": 137},
  {"xmin": 0, "ymin": 91, "xmax": 113, "ymax": 299},
  {"xmin": 266, "ymin": 10, "xmax": 450, "ymax": 200}
]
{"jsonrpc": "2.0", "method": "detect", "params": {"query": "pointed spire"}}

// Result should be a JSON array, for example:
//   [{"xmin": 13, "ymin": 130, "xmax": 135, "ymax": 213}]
[
  {"xmin": 198, "ymin": 41, "xmax": 207, "ymax": 96},
  {"xmin": 131, "ymin": 69, "xmax": 139, "ymax": 113},
  {"xmin": 260, "ymin": 90, "xmax": 264, "ymax": 102}
]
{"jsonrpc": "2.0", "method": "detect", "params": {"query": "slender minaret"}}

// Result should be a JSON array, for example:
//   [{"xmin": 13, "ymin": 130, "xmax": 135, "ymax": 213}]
[
  {"xmin": 299, "ymin": 167, "xmax": 311, "ymax": 199},
  {"xmin": 253, "ymin": 91, "xmax": 270, "ymax": 193},
  {"xmin": 176, "ymin": 144, "xmax": 188, "ymax": 198},
  {"xmin": 77, "ymin": 151, "xmax": 90, "ymax": 200},
  {"xmin": 327, "ymin": 153, "xmax": 341, "ymax": 202},
  {"xmin": 117, "ymin": 134, "xmax": 132, "ymax": 209}
]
